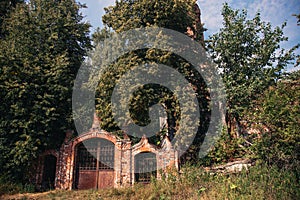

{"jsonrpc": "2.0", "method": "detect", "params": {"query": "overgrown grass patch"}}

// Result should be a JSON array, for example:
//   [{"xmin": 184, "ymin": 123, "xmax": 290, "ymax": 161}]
[{"xmin": 1, "ymin": 164, "xmax": 299, "ymax": 200}]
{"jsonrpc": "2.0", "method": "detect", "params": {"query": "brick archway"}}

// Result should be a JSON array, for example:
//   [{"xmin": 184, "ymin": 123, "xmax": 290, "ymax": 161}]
[
  {"xmin": 131, "ymin": 136, "xmax": 160, "ymax": 184},
  {"xmin": 51, "ymin": 130, "xmax": 178, "ymax": 190},
  {"xmin": 134, "ymin": 152, "xmax": 157, "ymax": 183},
  {"xmin": 35, "ymin": 149, "xmax": 59, "ymax": 191}
]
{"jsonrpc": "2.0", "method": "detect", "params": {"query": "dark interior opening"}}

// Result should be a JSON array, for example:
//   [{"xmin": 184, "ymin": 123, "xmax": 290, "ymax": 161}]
[{"xmin": 41, "ymin": 155, "xmax": 57, "ymax": 190}]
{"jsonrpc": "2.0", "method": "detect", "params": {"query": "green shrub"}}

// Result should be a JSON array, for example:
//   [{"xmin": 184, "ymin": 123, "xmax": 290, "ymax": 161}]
[
  {"xmin": 250, "ymin": 79, "xmax": 300, "ymax": 176},
  {"xmin": 0, "ymin": 176, "xmax": 35, "ymax": 196},
  {"xmin": 198, "ymin": 128, "xmax": 248, "ymax": 166}
]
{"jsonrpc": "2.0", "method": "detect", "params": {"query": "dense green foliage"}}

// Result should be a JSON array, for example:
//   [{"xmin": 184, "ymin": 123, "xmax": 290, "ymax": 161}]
[
  {"xmin": 0, "ymin": 0, "xmax": 298, "ymax": 196},
  {"xmin": 102, "ymin": 0, "xmax": 194, "ymax": 33},
  {"xmin": 251, "ymin": 72, "xmax": 300, "ymax": 171},
  {"xmin": 0, "ymin": 0, "xmax": 91, "ymax": 181},
  {"xmin": 199, "ymin": 128, "xmax": 247, "ymax": 165},
  {"xmin": 93, "ymin": 0, "xmax": 210, "ymax": 153},
  {"xmin": 200, "ymin": 3, "xmax": 298, "ymax": 167},
  {"xmin": 201, "ymin": 4, "xmax": 299, "ymax": 170},
  {"xmin": 0, "ymin": 0, "xmax": 24, "ymax": 38}
]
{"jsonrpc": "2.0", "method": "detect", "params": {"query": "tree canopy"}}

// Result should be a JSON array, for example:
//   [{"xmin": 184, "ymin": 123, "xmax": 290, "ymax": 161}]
[
  {"xmin": 201, "ymin": 4, "xmax": 299, "ymax": 167},
  {"xmin": 89, "ymin": 0, "xmax": 211, "ymax": 159},
  {"xmin": 206, "ymin": 3, "xmax": 296, "ymax": 136},
  {"xmin": 102, "ymin": 0, "xmax": 194, "ymax": 33}
]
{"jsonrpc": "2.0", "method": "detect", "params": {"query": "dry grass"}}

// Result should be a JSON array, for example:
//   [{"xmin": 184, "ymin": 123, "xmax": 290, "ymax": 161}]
[{"xmin": 1, "ymin": 164, "xmax": 299, "ymax": 200}]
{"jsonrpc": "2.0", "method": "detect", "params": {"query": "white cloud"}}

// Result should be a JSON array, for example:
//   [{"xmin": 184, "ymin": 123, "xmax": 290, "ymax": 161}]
[
  {"xmin": 198, "ymin": 0, "xmax": 299, "ymax": 38},
  {"xmin": 79, "ymin": 0, "xmax": 299, "ymax": 70},
  {"xmin": 197, "ymin": 0, "xmax": 227, "ymax": 36},
  {"xmin": 197, "ymin": 0, "xmax": 299, "ymax": 70},
  {"xmin": 247, "ymin": 0, "xmax": 290, "ymax": 24}
]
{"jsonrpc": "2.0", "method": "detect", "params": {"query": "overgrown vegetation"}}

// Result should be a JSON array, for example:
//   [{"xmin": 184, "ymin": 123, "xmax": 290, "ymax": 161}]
[
  {"xmin": 206, "ymin": 3, "xmax": 295, "ymax": 137},
  {"xmin": 251, "ymin": 71, "xmax": 300, "ymax": 173},
  {"xmin": 200, "ymin": 70, "xmax": 300, "ymax": 169},
  {"xmin": 0, "ymin": 0, "xmax": 299, "ymax": 198},
  {"xmin": 93, "ymin": 0, "xmax": 209, "ymax": 150},
  {"xmin": 2, "ymin": 164, "xmax": 299, "ymax": 199},
  {"xmin": 0, "ymin": 0, "xmax": 91, "ymax": 182},
  {"xmin": 199, "ymin": 4, "xmax": 299, "ymax": 172}
]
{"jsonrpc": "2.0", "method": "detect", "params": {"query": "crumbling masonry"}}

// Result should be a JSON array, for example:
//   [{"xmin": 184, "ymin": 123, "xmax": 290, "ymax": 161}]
[{"xmin": 34, "ymin": 115, "xmax": 178, "ymax": 190}]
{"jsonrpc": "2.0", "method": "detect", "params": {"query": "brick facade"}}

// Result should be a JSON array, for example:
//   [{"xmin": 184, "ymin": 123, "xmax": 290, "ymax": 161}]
[{"xmin": 35, "ymin": 117, "xmax": 179, "ymax": 190}]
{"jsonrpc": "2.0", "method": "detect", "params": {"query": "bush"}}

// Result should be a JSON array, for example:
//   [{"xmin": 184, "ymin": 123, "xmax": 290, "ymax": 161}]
[
  {"xmin": 198, "ymin": 128, "xmax": 248, "ymax": 166},
  {"xmin": 250, "ymin": 78, "xmax": 300, "ymax": 174},
  {"xmin": 0, "ymin": 176, "xmax": 35, "ymax": 196}
]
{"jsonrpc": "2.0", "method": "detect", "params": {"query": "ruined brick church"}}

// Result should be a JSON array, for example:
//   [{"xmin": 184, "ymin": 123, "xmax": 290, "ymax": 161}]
[
  {"xmin": 35, "ymin": 114, "xmax": 178, "ymax": 190},
  {"xmin": 34, "ymin": 3, "xmax": 204, "ymax": 190}
]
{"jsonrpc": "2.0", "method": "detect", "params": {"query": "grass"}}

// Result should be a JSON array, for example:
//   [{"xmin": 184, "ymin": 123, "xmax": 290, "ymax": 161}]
[{"xmin": 1, "ymin": 164, "xmax": 299, "ymax": 200}]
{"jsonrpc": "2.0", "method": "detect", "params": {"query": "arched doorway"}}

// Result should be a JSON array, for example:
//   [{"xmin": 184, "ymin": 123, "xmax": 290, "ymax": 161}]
[
  {"xmin": 41, "ymin": 155, "xmax": 57, "ymax": 190},
  {"xmin": 75, "ymin": 138, "xmax": 115, "ymax": 189},
  {"xmin": 134, "ymin": 152, "xmax": 157, "ymax": 183}
]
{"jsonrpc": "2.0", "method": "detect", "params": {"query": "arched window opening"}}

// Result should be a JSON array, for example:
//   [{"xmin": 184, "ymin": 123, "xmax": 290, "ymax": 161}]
[{"xmin": 134, "ymin": 152, "xmax": 157, "ymax": 183}]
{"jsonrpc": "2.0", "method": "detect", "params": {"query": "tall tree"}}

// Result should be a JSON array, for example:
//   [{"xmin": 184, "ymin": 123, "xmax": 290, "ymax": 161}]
[
  {"xmin": 90, "ymin": 0, "xmax": 210, "ymax": 162},
  {"xmin": 206, "ymin": 3, "xmax": 296, "ymax": 136},
  {"xmin": 0, "ymin": 0, "xmax": 91, "ymax": 181}
]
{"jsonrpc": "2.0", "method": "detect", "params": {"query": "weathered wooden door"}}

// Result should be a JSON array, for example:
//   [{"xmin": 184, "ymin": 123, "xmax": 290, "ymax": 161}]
[{"xmin": 75, "ymin": 139, "xmax": 114, "ymax": 189}]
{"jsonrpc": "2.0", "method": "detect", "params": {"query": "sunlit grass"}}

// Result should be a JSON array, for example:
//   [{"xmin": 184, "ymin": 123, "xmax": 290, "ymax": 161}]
[{"xmin": 1, "ymin": 164, "xmax": 299, "ymax": 200}]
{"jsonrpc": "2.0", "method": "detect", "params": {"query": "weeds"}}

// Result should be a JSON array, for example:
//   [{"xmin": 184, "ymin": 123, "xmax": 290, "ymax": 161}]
[{"xmin": 1, "ymin": 163, "xmax": 299, "ymax": 200}]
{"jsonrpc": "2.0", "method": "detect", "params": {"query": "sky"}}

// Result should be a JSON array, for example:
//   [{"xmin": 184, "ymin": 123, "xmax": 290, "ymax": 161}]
[{"xmin": 78, "ymin": 0, "xmax": 300, "ymax": 71}]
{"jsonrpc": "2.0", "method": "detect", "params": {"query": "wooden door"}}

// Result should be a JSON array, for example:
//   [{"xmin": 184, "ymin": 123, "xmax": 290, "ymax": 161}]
[
  {"xmin": 75, "ymin": 139, "xmax": 114, "ymax": 189},
  {"xmin": 98, "ymin": 170, "xmax": 114, "ymax": 189}
]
